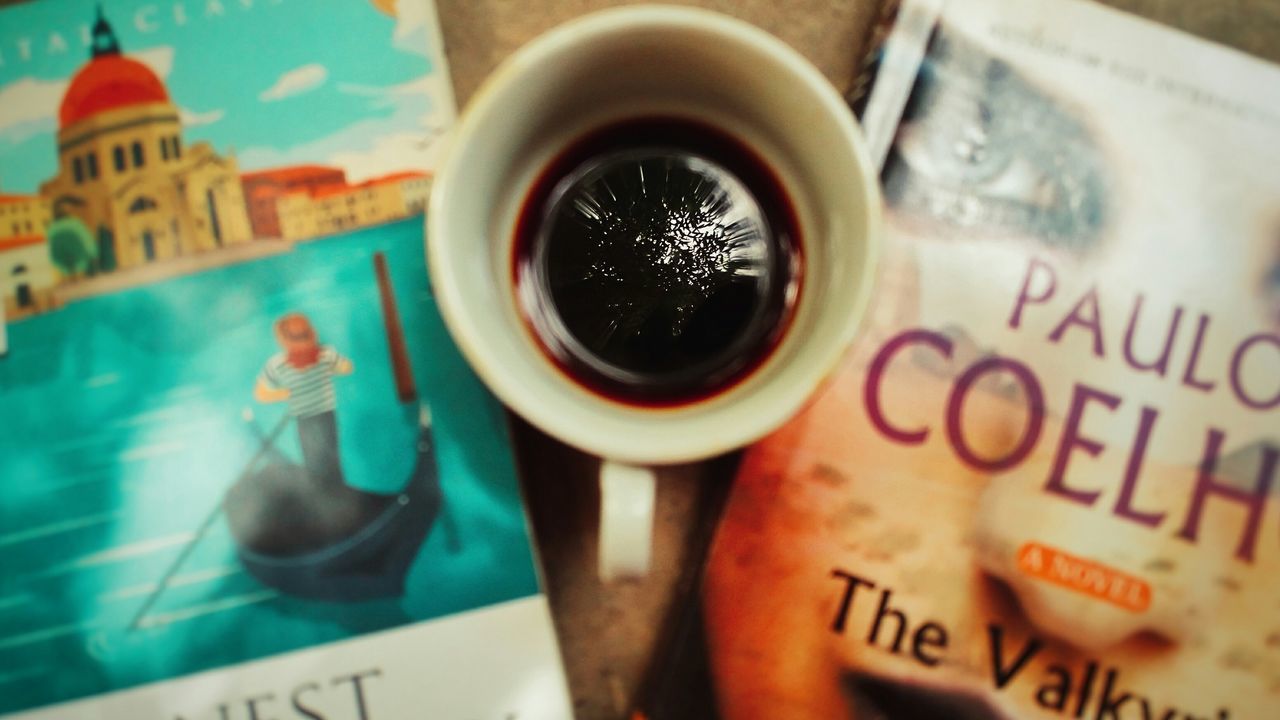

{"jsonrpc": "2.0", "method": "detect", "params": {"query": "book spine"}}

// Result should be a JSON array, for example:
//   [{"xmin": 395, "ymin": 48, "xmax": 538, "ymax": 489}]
[
  {"xmin": 859, "ymin": 0, "xmax": 947, "ymax": 170},
  {"xmin": 847, "ymin": 0, "xmax": 905, "ymax": 118}
]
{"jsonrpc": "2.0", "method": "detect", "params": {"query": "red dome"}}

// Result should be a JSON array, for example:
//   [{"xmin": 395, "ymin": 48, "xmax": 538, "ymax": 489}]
[{"xmin": 59, "ymin": 55, "xmax": 170, "ymax": 129}]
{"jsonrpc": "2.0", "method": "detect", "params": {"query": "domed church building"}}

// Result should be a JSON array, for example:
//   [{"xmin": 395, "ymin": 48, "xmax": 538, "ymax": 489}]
[{"xmin": 40, "ymin": 8, "xmax": 252, "ymax": 272}]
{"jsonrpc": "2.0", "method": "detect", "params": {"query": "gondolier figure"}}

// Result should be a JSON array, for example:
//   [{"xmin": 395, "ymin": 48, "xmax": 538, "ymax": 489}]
[{"xmin": 254, "ymin": 312, "xmax": 353, "ymax": 490}]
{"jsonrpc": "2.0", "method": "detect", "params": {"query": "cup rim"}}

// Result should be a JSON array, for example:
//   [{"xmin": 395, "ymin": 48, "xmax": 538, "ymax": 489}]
[{"xmin": 428, "ymin": 4, "xmax": 883, "ymax": 464}]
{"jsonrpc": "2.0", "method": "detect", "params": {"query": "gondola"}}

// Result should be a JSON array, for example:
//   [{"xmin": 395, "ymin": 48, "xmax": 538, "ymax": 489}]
[
  {"xmin": 222, "ymin": 411, "xmax": 442, "ymax": 602},
  {"xmin": 126, "ymin": 251, "xmax": 440, "ymax": 630}
]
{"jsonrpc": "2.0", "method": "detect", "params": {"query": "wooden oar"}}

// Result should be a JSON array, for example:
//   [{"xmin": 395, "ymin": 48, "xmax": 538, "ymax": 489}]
[{"xmin": 127, "ymin": 412, "xmax": 291, "ymax": 631}]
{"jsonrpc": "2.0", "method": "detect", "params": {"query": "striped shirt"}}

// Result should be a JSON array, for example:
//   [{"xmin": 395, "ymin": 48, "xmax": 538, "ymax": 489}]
[{"xmin": 259, "ymin": 347, "xmax": 347, "ymax": 418}]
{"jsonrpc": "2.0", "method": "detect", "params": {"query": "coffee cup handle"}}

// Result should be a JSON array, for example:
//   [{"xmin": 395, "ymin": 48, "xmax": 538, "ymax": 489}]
[{"xmin": 597, "ymin": 460, "xmax": 655, "ymax": 580}]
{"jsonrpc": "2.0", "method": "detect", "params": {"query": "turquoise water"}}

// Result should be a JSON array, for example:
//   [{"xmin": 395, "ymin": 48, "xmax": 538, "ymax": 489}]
[{"xmin": 0, "ymin": 219, "xmax": 541, "ymax": 715}]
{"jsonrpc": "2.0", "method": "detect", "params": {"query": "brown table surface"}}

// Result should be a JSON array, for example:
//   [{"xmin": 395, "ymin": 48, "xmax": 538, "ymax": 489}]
[
  {"xmin": 2, "ymin": 0, "xmax": 1276, "ymax": 717},
  {"xmin": 430, "ymin": 1, "xmax": 1280, "ymax": 718}
]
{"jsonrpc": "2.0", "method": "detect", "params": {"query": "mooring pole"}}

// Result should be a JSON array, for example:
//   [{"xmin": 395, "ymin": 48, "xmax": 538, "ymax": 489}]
[{"xmin": 374, "ymin": 251, "xmax": 417, "ymax": 404}]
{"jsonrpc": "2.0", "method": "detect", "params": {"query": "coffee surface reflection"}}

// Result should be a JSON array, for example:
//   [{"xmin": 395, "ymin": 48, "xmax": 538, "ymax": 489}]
[{"xmin": 515, "ymin": 118, "xmax": 802, "ymax": 405}]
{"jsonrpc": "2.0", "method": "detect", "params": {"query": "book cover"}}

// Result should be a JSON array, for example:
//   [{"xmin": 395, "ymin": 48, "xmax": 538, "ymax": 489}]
[
  {"xmin": 702, "ymin": 0, "xmax": 1280, "ymax": 717},
  {"xmin": 0, "ymin": 1, "xmax": 572, "ymax": 718}
]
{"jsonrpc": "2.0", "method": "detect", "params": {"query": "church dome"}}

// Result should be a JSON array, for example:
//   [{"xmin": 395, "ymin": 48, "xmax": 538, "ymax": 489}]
[
  {"xmin": 58, "ymin": 8, "xmax": 171, "ymax": 130},
  {"xmin": 59, "ymin": 55, "xmax": 170, "ymax": 129}
]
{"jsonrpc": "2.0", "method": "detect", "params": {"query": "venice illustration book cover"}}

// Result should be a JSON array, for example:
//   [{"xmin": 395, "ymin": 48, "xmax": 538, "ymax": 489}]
[{"xmin": 0, "ymin": 1, "xmax": 571, "ymax": 718}]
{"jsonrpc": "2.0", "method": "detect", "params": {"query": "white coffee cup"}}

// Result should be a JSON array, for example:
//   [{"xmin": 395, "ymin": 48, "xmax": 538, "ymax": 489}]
[{"xmin": 428, "ymin": 5, "xmax": 881, "ymax": 580}]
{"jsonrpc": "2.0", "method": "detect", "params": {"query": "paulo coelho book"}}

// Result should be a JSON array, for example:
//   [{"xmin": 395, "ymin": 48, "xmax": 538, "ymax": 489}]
[
  {"xmin": 702, "ymin": 0, "xmax": 1280, "ymax": 717},
  {"xmin": 0, "ymin": 1, "xmax": 571, "ymax": 718}
]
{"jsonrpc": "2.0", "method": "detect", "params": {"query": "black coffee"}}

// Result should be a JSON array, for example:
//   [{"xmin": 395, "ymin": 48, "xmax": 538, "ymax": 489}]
[{"xmin": 514, "ymin": 117, "xmax": 802, "ymax": 406}]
